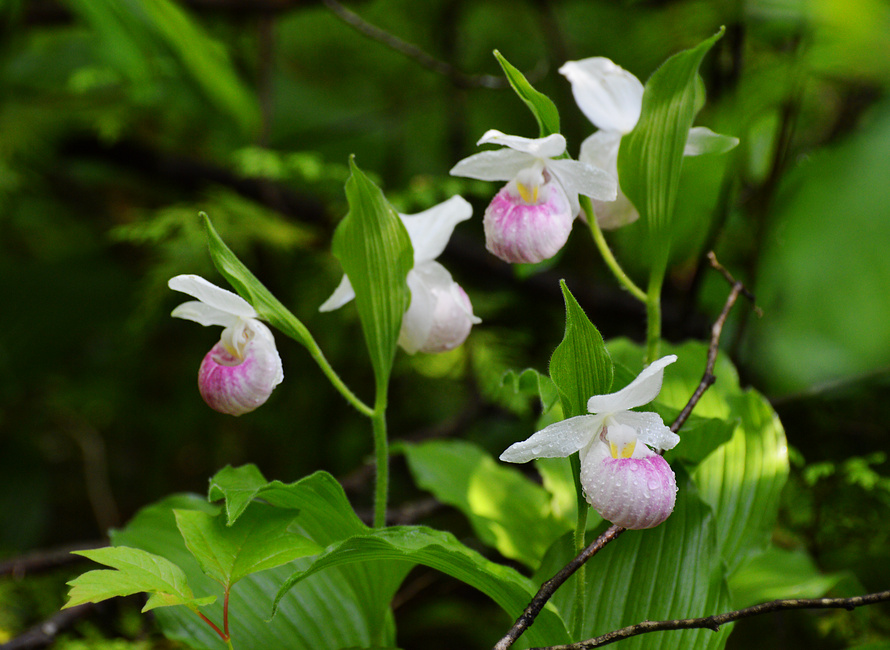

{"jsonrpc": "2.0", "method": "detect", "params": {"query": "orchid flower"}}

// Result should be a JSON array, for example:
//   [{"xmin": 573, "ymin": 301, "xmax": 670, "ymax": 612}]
[
  {"xmin": 320, "ymin": 195, "xmax": 481, "ymax": 354},
  {"xmin": 500, "ymin": 355, "xmax": 680, "ymax": 529},
  {"xmin": 169, "ymin": 275, "xmax": 283, "ymax": 416},
  {"xmin": 450, "ymin": 130, "xmax": 617, "ymax": 264},
  {"xmin": 559, "ymin": 57, "xmax": 739, "ymax": 229}
]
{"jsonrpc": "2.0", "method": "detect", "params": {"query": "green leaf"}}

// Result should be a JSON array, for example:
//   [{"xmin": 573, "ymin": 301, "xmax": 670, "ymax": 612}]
[
  {"xmin": 729, "ymin": 546, "xmax": 843, "ymax": 609},
  {"xmin": 549, "ymin": 281, "xmax": 614, "ymax": 417},
  {"xmin": 207, "ymin": 464, "xmax": 270, "ymax": 525},
  {"xmin": 617, "ymin": 28, "xmax": 724, "ymax": 261},
  {"xmin": 500, "ymin": 367, "xmax": 562, "ymax": 424},
  {"xmin": 536, "ymin": 470, "xmax": 733, "ymax": 649},
  {"xmin": 202, "ymin": 213, "xmax": 315, "ymax": 350},
  {"xmin": 275, "ymin": 525, "xmax": 572, "ymax": 648},
  {"xmin": 64, "ymin": 546, "xmax": 215, "ymax": 613},
  {"xmin": 401, "ymin": 439, "xmax": 573, "ymax": 568},
  {"xmin": 494, "ymin": 50, "xmax": 560, "ymax": 138},
  {"xmin": 331, "ymin": 157, "xmax": 413, "ymax": 389},
  {"xmin": 174, "ymin": 505, "xmax": 322, "ymax": 587},
  {"xmin": 114, "ymin": 485, "xmax": 409, "ymax": 649}
]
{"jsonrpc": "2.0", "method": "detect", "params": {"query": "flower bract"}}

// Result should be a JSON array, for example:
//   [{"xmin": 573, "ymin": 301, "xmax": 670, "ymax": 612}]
[
  {"xmin": 560, "ymin": 57, "xmax": 739, "ymax": 229},
  {"xmin": 450, "ymin": 130, "xmax": 617, "ymax": 263},
  {"xmin": 500, "ymin": 355, "xmax": 680, "ymax": 529},
  {"xmin": 320, "ymin": 195, "xmax": 481, "ymax": 354},
  {"xmin": 169, "ymin": 275, "xmax": 283, "ymax": 416}
]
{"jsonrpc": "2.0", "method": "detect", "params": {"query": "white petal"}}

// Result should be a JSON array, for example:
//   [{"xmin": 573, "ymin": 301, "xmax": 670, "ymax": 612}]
[
  {"xmin": 684, "ymin": 126, "xmax": 740, "ymax": 156},
  {"xmin": 559, "ymin": 58, "xmax": 644, "ymax": 134},
  {"xmin": 450, "ymin": 148, "xmax": 536, "ymax": 182},
  {"xmin": 578, "ymin": 130, "xmax": 621, "ymax": 175},
  {"xmin": 587, "ymin": 355, "xmax": 678, "ymax": 413},
  {"xmin": 168, "ymin": 275, "xmax": 257, "ymax": 319},
  {"xmin": 499, "ymin": 414, "xmax": 604, "ymax": 463},
  {"xmin": 400, "ymin": 196, "xmax": 472, "ymax": 264},
  {"xmin": 611, "ymin": 410, "xmax": 680, "ymax": 452},
  {"xmin": 171, "ymin": 300, "xmax": 242, "ymax": 328},
  {"xmin": 476, "ymin": 130, "xmax": 567, "ymax": 159},
  {"xmin": 546, "ymin": 158, "xmax": 618, "ymax": 215},
  {"xmin": 319, "ymin": 275, "xmax": 356, "ymax": 312},
  {"xmin": 398, "ymin": 268, "xmax": 437, "ymax": 354}
]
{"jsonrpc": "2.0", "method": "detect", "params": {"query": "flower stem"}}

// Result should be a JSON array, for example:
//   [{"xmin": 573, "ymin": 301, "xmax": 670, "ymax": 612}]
[
  {"xmin": 570, "ymin": 453, "xmax": 588, "ymax": 639},
  {"xmin": 581, "ymin": 197, "xmax": 646, "ymax": 303},
  {"xmin": 305, "ymin": 342, "xmax": 374, "ymax": 418},
  {"xmin": 371, "ymin": 386, "xmax": 390, "ymax": 529},
  {"xmin": 645, "ymin": 259, "xmax": 667, "ymax": 364}
]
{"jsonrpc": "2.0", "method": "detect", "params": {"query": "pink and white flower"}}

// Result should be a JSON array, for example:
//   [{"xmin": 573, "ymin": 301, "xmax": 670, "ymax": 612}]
[
  {"xmin": 320, "ymin": 196, "xmax": 480, "ymax": 354},
  {"xmin": 450, "ymin": 130, "xmax": 617, "ymax": 264},
  {"xmin": 560, "ymin": 57, "xmax": 739, "ymax": 229},
  {"xmin": 169, "ymin": 275, "xmax": 283, "ymax": 416},
  {"xmin": 500, "ymin": 355, "xmax": 680, "ymax": 529}
]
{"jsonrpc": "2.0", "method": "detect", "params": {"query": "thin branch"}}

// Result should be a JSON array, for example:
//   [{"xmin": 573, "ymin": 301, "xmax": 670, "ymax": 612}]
[
  {"xmin": 529, "ymin": 589, "xmax": 890, "ymax": 649},
  {"xmin": 0, "ymin": 603, "xmax": 95, "ymax": 650},
  {"xmin": 0, "ymin": 541, "xmax": 105, "ymax": 579},
  {"xmin": 670, "ymin": 252, "xmax": 759, "ymax": 434},
  {"xmin": 322, "ymin": 0, "xmax": 545, "ymax": 89},
  {"xmin": 492, "ymin": 526, "xmax": 625, "ymax": 650}
]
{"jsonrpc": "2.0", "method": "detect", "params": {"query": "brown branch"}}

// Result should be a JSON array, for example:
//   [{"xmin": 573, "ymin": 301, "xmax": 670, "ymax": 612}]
[
  {"xmin": 528, "ymin": 589, "xmax": 890, "ymax": 649},
  {"xmin": 0, "ymin": 603, "xmax": 95, "ymax": 650},
  {"xmin": 322, "ymin": 0, "xmax": 545, "ymax": 89},
  {"xmin": 492, "ymin": 526, "xmax": 625, "ymax": 650},
  {"xmin": 0, "ymin": 542, "xmax": 105, "ymax": 579},
  {"xmin": 670, "ymin": 252, "xmax": 759, "ymax": 434}
]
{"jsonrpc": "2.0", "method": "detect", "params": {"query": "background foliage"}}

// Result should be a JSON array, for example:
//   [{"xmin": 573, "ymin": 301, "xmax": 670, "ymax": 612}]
[{"xmin": 1, "ymin": 0, "xmax": 889, "ymax": 648}]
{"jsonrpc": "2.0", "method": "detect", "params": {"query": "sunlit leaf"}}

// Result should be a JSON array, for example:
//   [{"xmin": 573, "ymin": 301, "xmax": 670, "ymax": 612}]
[
  {"xmin": 64, "ymin": 546, "xmax": 215, "ymax": 613},
  {"xmin": 401, "ymin": 439, "xmax": 573, "ymax": 567}
]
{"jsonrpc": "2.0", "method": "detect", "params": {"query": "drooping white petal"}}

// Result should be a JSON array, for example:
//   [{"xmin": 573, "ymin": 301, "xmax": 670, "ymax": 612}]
[
  {"xmin": 400, "ymin": 196, "xmax": 473, "ymax": 264},
  {"xmin": 168, "ymin": 275, "xmax": 257, "ymax": 319},
  {"xmin": 398, "ymin": 268, "xmax": 437, "ymax": 354},
  {"xmin": 611, "ymin": 410, "xmax": 680, "ymax": 452},
  {"xmin": 476, "ymin": 130, "xmax": 567, "ymax": 159},
  {"xmin": 587, "ymin": 355, "xmax": 678, "ymax": 413},
  {"xmin": 578, "ymin": 131, "xmax": 639, "ymax": 229},
  {"xmin": 546, "ymin": 158, "xmax": 618, "ymax": 215},
  {"xmin": 171, "ymin": 300, "xmax": 243, "ymax": 328},
  {"xmin": 450, "ymin": 148, "xmax": 538, "ymax": 182},
  {"xmin": 499, "ymin": 414, "xmax": 604, "ymax": 463},
  {"xmin": 559, "ymin": 58, "xmax": 644, "ymax": 134},
  {"xmin": 319, "ymin": 274, "xmax": 356, "ymax": 312},
  {"xmin": 684, "ymin": 126, "xmax": 740, "ymax": 157}
]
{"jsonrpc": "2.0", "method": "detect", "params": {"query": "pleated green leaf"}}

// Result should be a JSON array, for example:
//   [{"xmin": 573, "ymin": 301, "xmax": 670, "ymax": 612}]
[
  {"xmin": 549, "ymin": 281, "xmax": 614, "ymax": 418},
  {"xmin": 332, "ymin": 157, "xmax": 413, "ymax": 388},
  {"xmin": 494, "ymin": 50, "xmax": 560, "ymax": 138},
  {"xmin": 174, "ymin": 505, "xmax": 322, "ymax": 587},
  {"xmin": 617, "ymin": 28, "xmax": 724, "ymax": 260},
  {"xmin": 114, "ymin": 474, "xmax": 410, "ymax": 649},
  {"xmin": 64, "ymin": 546, "xmax": 215, "ymax": 613},
  {"xmin": 729, "ymin": 546, "xmax": 843, "ymax": 609},
  {"xmin": 275, "ymin": 525, "xmax": 572, "ymax": 648},
  {"xmin": 535, "ymin": 471, "xmax": 733, "ymax": 649},
  {"xmin": 401, "ymin": 439, "xmax": 573, "ymax": 568},
  {"xmin": 203, "ymin": 214, "xmax": 315, "ymax": 350}
]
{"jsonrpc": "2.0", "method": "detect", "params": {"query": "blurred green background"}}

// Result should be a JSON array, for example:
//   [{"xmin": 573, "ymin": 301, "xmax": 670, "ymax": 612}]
[{"xmin": 1, "ymin": 0, "xmax": 889, "ymax": 647}]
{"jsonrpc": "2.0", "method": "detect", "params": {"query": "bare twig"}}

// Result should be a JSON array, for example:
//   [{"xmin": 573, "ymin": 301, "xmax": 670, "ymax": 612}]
[
  {"xmin": 528, "ymin": 589, "xmax": 890, "ymax": 649},
  {"xmin": 0, "ymin": 603, "xmax": 95, "ymax": 650},
  {"xmin": 322, "ymin": 0, "xmax": 545, "ymax": 89},
  {"xmin": 492, "ymin": 526, "xmax": 624, "ymax": 650},
  {"xmin": 670, "ymin": 252, "xmax": 759, "ymax": 434},
  {"xmin": 0, "ymin": 541, "xmax": 105, "ymax": 579}
]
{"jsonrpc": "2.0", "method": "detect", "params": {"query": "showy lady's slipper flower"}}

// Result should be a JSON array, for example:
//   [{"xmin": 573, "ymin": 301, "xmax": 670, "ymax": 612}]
[
  {"xmin": 500, "ymin": 355, "xmax": 680, "ymax": 529},
  {"xmin": 320, "ymin": 196, "xmax": 481, "ymax": 354},
  {"xmin": 559, "ymin": 57, "xmax": 739, "ymax": 229},
  {"xmin": 450, "ymin": 130, "xmax": 617, "ymax": 264},
  {"xmin": 169, "ymin": 275, "xmax": 283, "ymax": 416}
]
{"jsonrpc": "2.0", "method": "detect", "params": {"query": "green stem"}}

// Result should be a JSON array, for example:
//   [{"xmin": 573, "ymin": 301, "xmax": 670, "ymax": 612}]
[
  {"xmin": 304, "ymin": 341, "xmax": 374, "ymax": 418},
  {"xmin": 570, "ymin": 453, "xmax": 588, "ymax": 639},
  {"xmin": 645, "ymin": 260, "xmax": 667, "ymax": 364},
  {"xmin": 371, "ymin": 387, "xmax": 389, "ymax": 529},
  {"xmin": 581, "ymin": 196, "xmax": 647, "ymax": 303}
]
